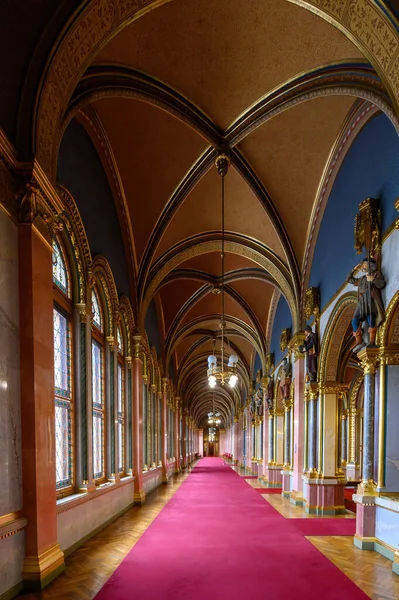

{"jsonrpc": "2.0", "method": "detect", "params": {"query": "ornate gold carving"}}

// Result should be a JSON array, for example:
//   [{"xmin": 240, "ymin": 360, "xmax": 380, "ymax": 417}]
[
  {"xmin": 288, "ymin": 331, "xmax": 306, "ymax": 362},
  {"xmin": 75, "ymin": 303, "xmax": 87, "ymax": 323},
  {"xmin": 106, "ymin": 336, "xmax": 115, "ymax": 350},
  {"xmin": 354, "ymin": 197, "xmax": 381, "ymax": 257},
  {"xmin": 357, "ymin": 347, "xmax": 379, "ymax": 375},
  {"xmin": 304, "ymin": 287, "xmax": 320, "ymax": 322},
  {"xmin": 15, "ymin": 178, "xmax": 64, "ymax": 241},
  {"xmin": 125, "ymin": 356, "xmax": 132, "ymax": 369},
  {"xmin": 265, "ymin": 352, "xmax": 275, "ymax": 374},
  {"xmin": 280, "ymin": 328, "xmax": 291, "ymax": 352}
]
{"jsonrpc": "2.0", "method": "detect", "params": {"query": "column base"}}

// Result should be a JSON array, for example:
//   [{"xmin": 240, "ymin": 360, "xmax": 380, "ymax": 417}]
[
  {"xmin": 264, "ymin": 465, "xmax": 282, "ymax": 488},
  {"xmin": 23, "ymin": 544, "xmax": 65, "ymax": 590},
  {"xmin": 353, "ymin": 493, "xmax": 376, "ymax": 539},
  {"xmin": 289, "ymin": 489, "xmax": 303, "ymax": 506},
  {"xmin": 345, "ymin": 463, "xmax": 361, "ymax": 481},
  {"xmin": 303, "ymin": 477, "xmax": 346, "ymax": 515},
  {"xmin": 281, "ymin": 469, "xmax": 291, "ymax": 497},
  {"xmin": 393, "ymin": 550, "xmax": 399, "ymax": 576},
  {"xmin": 133, "ymin": 489, "xmax": 146, "ymax": 505},
  {"xmin": 353, "ymin": 534, "xmax": 375, "ymax": 550}
]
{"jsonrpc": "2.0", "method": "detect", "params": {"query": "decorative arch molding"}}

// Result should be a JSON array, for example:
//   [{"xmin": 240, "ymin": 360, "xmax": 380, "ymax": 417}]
[
  {"xmin": 92, "ymin": 255, "xmax": 119, "ymax": 337},
  {"xmin": 119, "ymin": 295, "xmax": 135, "ymax": 356},
  {"xmin": 56, "ymin": 185, "xmax": 92, "ymax": 305},
  {"xmin": 167, "ymin": 315, "xmax": 263, "ymax": 371},
  {"xmin": 319, "ymin": 292, "xmax": 358, "ymax": 382},
  {"xmin": 141, "ymin": 235, "xmax": 298, "ymax": 333},
  {"xmin": 380, "ymin": 289, "xmax": 399, "ymax": 347},
  {"xmin": 75, "ymin": 106, "xmax": 138, "ymax": 309},
  {"xmin": 162, "ymin": 267, "xmax": 276, "ymax": 289},
  {"xmin": 34, "ymin": 0, "xmax": 399, "ymax": 177},
  {"xmin": 164, "ymin": 282, "xmax": 267, "ymax": 357},
  {"xmin": 176, "ymin": 337, "xmax": 250, "ymax": 388},
  {"xmin": 265, "ymin": 288, "xmax": 281, "ymax": 355},
  {"xmin": 300, "ymin": 99, "xmax": 395, "ymax": 313}
]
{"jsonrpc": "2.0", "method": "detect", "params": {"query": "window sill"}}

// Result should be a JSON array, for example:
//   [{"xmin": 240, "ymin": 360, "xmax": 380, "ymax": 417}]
[{"xmin": 56, "ymin": 475, "xmax": 135, "ymax": 514}]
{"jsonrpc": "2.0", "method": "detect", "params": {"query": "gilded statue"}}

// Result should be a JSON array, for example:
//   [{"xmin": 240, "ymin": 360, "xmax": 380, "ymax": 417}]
[{"xmin": 265, "ymin": 376, "xmax": 274, "ymax": 410}]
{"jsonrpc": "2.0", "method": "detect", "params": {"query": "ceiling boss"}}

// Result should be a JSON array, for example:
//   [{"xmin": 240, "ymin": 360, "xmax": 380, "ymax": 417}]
[{"xmin": 207, "ymin": 154, "xmax": 239, "ymax": 389}]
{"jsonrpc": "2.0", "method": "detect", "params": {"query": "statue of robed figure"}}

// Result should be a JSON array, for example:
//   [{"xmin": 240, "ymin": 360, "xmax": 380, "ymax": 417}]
[
  {"xmin": 348, "ymin": 198, "xmax": 386, "ymax": 353},
  {"xmin": 299, "ymin": 325, "xmax": 318, "ymax": 382}
]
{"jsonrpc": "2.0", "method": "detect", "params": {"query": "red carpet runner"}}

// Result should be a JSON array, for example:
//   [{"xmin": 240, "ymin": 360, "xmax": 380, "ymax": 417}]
[{"xmin": 95, "ymin": 458, "xmax": 368, "ymax": 600}]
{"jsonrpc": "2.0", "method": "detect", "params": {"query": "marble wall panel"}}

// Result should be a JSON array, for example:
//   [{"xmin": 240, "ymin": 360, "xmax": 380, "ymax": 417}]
[
  {"xmin": 0, "ymin": 531, "xmax": 24, "ymax": 596},
  {"xmin": 143, "ymin": 468, "xmax": 162, "ymax": 495},
  {"xmin": 382, "ymin": 229, "xmax": 399, "ymax": 307},
  {"xmin": 385, "ymin": 366, "xmax": 399, "ymax": 492},
  {"xmin": 0, "ymin": 209, "xmax": 22, "ymax": 515},
  {"xmin": 57, "ymin": 481, "xmax": 135, "ymax": 552},
  {"xmin": 375, "ymin": 504, "xmax": 399, "ymax": 550}
]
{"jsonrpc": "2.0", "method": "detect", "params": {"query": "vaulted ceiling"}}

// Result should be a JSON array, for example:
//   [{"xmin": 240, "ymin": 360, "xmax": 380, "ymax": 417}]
[{"xmin": 55, "ymin": 0, "xmax": 392, "ymax": 427}]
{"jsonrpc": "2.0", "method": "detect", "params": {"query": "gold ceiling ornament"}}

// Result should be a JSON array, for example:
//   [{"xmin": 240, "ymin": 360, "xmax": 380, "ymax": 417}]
[
  {"xmin": 207, "ymin": 154, "xmax": 239, "ymax": 390},
  {"xmin": 280, "ymin": 328, "xmax": 291, "ymax": 352}
]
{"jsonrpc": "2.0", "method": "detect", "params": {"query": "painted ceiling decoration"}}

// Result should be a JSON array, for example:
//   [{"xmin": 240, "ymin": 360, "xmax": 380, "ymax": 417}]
[{"xmin": 21, "ymin": 0, "xmax": 399, "ymax": 421}]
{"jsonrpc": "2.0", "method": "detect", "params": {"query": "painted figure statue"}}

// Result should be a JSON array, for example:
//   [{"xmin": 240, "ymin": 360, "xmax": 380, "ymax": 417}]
[
  {"xmin": 278, "ymin": 357, "xmax": 292, "ymax": 402},
  {"xmin": 255, "ymin": 389, "xmax": 263, "ymax": 417},
  {"xmin": 299, "ymin": 325, "xmax": 318, "ymax": 382},
  {"xmin": 347, "ymin": 257, "xmax": 386, "ymax": 352},
  {"xmin": 265, "ymin": 376, "xmax": 274, "ymax": 410}
]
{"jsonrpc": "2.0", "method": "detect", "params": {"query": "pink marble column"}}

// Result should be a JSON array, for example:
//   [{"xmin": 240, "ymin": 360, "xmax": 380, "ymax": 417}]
[
  {"xmin": 233, "ymin": 417, "xmax": 240, "ymax": 464},
  {"xmin": 161, "ymin": 378, "xmax": 168, "ymax": 483},
  {"xmin": 174, "ymin": 398, "xmax": 180, "ymax": 472},
  {"xmin": 19, "ymin": 224, "xmax": 64, "ymax": 588},
  {"xmin": 132, "ymin": 337, "xmax": 145, "ymax": 504},
  {"xmin": 290, "ymin": 356, "xmax": 305, "ymax": 506}
]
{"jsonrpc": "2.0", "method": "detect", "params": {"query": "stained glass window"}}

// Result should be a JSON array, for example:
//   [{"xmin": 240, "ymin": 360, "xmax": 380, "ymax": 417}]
[
  {"xmin": 92, "ymin": 341, "xmax": 103, "ymax": 408},
  {"xmin": 92, "ymin": 289, "xmax": 102, "ymax": 331},
  {"xmin": 117, "ymin": 363, "xmax": 124, "ymax": 473},
  {"xmin": 54, "ymin": 307, "xmax": 72, "ymax": 489},
  {"xmin": 117, "ymin": 328, "xmax": 123, "ymax": 353},
  {"xmin": 52, "ymin": 239, "xmax": 69, "ymax": 296},
  {"xmin": 93, "ymin": 411, "xmax": 104, "ymax": 479}
]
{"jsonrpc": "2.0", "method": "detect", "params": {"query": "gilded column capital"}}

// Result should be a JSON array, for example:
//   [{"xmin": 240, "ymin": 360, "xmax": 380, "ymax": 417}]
[
  {"xmin": 357, "ymin": 347, "xmax": 380, "ymax": 375},
  {"xmin": 132, "ymin": 335, "xmax": 142, "ymax": 360},
  {"xmin": 233, "ymin": 416, "xmax": 239, "ymax": 423},
  {"xmin": 106, "ymin": 335, "xmax": 115, "ymax": 350},
  {"xmin": 379, "ymin": 348, "xmax": 399, "ymax": 365},
  {"xmin": 125, "ymin": 356, "xmax": 132, "ymax": 369},
  {"xmin": 288, "ymin": 331, "xmax": 306, "ymax": 361},
  {"xmin": 306, "ymin": 382, "xmax": 319, "ymax": 401},
  {"xmin": 162, "ymin": 377, "xmax": 169, "ymax": 394},
  {"xmin": 74, "ymin": 302, "xmax": 87, "ymax": 323}
]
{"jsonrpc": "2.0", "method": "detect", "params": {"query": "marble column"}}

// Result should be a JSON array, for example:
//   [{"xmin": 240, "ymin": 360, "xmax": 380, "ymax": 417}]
[
  {"xmin": 19, "ymin": 222, "xmax": 64, "ymax": 588},
  {"xmin": 353, "ymin": 347, "xmax": 379, "ymax": 549},
  {"xmin": 282, "ymin": 400, "xmax": 292, "ymax": 497},
  {"xmin": 174, "ymin": 398, "xmax": 180, "ymax": 472},
  {"xmin": 132, "ymin": 336, "xmax": 145, "ymax": 504},
  {"xmin": 341, "ymin": 411, "xmax": 348, "ymax": 469},
  {"xmin": 161, "ymin": 378, "xmax": 168, "ymax": 483},
  {"xmin": 307, "ymin": 384, "xmax": 318, "ymax": 475},
  {"xmin": 233, "ymin": 416, "xmax": 240, "ymax": 464},
  {"xmin": 125, "ymin": 357, "xmax": 133, "ymax": 475},
  {"xmin": 290, "ymin": 354, "xmax": 305, "ymax": 506}
]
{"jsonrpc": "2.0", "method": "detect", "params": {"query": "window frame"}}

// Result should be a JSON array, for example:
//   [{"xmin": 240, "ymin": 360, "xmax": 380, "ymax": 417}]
[
  {"xmin": 117, "ymin": 326, "xmax": 125, "ymax": 476},
  {"xmin": 53, "ymin": 238, "xmax": 74, "ymax": 498},
  {"xmin": 91, "ymin": 288, "xmax": 106, "ymax": 484}
]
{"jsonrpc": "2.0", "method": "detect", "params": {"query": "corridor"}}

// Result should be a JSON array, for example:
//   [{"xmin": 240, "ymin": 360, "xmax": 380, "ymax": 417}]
[{"xmin": 22, "ymin": 459, "xmax": 399, "ymax": 600}]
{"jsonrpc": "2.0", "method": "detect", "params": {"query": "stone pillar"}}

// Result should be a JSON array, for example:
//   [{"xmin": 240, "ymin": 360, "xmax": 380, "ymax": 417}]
[
  {"xmin": 19, "ymin": 220, "xmax": 64, "ymax": 588},
  {"xmin": 307, "ymin": 384, "xmax": 318, "ymax": 475},
  {"xmin": 125, "ymin": 357, "xmax": 133, "ymax": 475},
  {"xmin": 281, "ymin": 399, "xmax": 292, "ymax": 497},
  {"xmin": 161, "ymin": 378, "xmax": 168, "ymax": 483},
  {"xmin": 341, "ymin": 410, "xmax": 348, "ymax": 469},
  {"xmin": 290, "ymin": 353, "xmax": 305, "ymax": 506},
  {"xmin": 132, "ymin": 336, "xmax": 145, "ymax": 504},
  {"xmin": 182, "ymin": 409, "xmax": 188, "ymax": 468},
  {"xmin": 174, "ymin": 398, "xmax": 180, "ymax": 472},
  {"xmin": 233, "ymin": 416, "xmax": 240, "ymax": 464},
  {"xmin": 354, "ymin": 348, "xmax": 379, "ymax": 550}
]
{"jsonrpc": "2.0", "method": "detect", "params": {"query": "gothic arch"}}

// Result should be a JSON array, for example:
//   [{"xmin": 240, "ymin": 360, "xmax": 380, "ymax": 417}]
[{"xmin": 319, "ymin": 292, "xmax": 358, "ymax": 382}]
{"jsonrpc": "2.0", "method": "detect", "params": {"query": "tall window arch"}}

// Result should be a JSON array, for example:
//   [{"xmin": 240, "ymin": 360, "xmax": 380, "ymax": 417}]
[
  {"xmin": 53, "ymin": 238, "xmax": 73, "ymax": 493},
  {"xmin": 92, "ymin": 287, "xmax": 105, "ymax": 482},
  {"xmin": 117, "ymin": 326, "xmax": 125, "ymax": 474}
]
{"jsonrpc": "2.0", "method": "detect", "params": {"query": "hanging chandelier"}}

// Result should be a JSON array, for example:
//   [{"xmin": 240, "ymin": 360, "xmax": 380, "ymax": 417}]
[
  {"xmin": 208, "ymin": 393, "xmax": 222, "ymax": 425},
  {"xmin": 207, "ymin": 154, "xmax": 239, "ymax": 389}
]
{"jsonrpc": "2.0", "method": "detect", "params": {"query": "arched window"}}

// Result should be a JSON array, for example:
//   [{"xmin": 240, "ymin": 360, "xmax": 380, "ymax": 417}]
[
  {"xmin": 143, "ymin": 367, "xmax": 149, "ymax": 470},
  {"xmin": 92, "ymin": 287, "xmax": 105, "ymax": 481},
  {"xmin": 53, "ymin": 238, "xmax": 73, "ymax": 493},
  {"xmin": 117, "ymin": 326, "xmax": 125, "ymax": 474}
]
